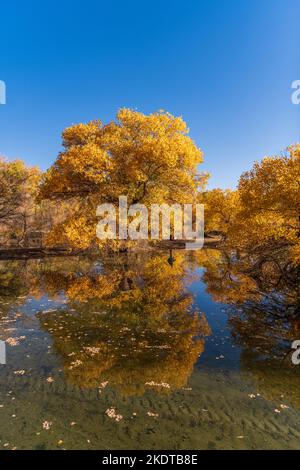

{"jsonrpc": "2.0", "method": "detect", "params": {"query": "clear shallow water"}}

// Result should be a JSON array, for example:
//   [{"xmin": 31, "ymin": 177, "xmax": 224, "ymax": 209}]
[{"xmin": 0, "ymin": 250, "xmax": 299, "ymax": 450}]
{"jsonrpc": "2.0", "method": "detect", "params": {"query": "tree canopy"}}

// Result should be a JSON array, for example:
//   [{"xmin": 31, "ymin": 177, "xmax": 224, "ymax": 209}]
[
  {"xmin": 38, "ymin": 109, "xmax": 207, "ymax": 248},
  {"xmin": 201, "ymin": 144, "xmax": 300, "ymax": 265}
]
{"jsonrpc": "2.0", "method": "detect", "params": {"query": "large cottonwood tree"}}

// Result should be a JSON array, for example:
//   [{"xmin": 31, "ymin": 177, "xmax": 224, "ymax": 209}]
[{"xmin": 39, "ymin": 109, "xmax": 207, "ymax": 248}]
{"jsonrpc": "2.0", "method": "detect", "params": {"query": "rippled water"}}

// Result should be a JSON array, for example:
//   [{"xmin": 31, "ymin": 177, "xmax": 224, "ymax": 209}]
[{"xmin": 0, "ymin": 250, "xmax": 299, "ymax": 449}]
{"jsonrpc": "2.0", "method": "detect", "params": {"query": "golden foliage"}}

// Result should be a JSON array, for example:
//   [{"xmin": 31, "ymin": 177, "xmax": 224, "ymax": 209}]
[
  {"xmin": 202, "ymin": 144, "xmax": 300, "ymax": 265},
  {"xmin": 39, "ymin": 109, "xmax": 207, "ymax": 248}
]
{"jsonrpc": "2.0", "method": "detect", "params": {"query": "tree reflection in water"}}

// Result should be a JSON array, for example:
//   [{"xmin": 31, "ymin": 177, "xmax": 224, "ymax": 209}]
[
  {"xmin": 197, "ymin": 246, "xmax": 300, "ymax": 410},
  {"xmin": 35, "ymin": 252, "xmax": 211, "ymax": 395},
  {"xmin": 0, "ymin": 245, "xmax": 299, "ymax": 405}
]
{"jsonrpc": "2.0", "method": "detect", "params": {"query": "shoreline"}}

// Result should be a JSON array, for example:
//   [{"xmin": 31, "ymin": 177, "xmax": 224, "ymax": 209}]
[{"xmin": 0, "ymin": 238, "xmax": 221, "ymax": 261}]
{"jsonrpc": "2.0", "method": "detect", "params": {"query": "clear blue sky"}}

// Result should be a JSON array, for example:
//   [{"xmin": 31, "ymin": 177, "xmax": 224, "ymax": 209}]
[{"xmin": 0, "ymin": 0, "xmax": 299, "ymax": 188}]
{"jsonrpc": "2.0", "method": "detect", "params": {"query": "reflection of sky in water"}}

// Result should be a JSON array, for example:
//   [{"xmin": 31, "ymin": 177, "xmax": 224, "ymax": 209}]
[{"xmin": 189, "ymin": 268, "xmax": 242, "ymax": 371}]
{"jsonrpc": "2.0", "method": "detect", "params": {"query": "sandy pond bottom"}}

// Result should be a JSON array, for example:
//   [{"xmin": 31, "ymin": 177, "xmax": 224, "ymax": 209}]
[{"xmin": 1, "ymin": 367, "xmax": 300, "ymax": 450}]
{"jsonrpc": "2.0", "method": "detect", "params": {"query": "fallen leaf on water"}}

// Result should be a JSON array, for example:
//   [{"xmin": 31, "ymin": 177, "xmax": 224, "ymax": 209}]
[
  {"xmin": 147, "ymin": 411, "xmax": 159, "ymax": 417},
  {"xmin": 42, "ymin": 420, "xmax": 52, "ymax": 430},
  {"xmin": 6, "ymin": 338, "xmax": 19, "ymax": 347},
  {"xmin": 145, "ymin": 381, "xmax": 170, "ymax": 389},
  {"xmin": 99, "ymin": 381, "xmax": 108, "ymax": 389},
  {"xmin": 105, "ymin": 408, "xmax": 123, "ymax": 422}
]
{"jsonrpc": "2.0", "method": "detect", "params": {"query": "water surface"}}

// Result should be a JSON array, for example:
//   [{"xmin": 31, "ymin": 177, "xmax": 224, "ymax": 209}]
[{"xmin": 0, "ymin": 250, "xmax": 299, "ymax": 450}]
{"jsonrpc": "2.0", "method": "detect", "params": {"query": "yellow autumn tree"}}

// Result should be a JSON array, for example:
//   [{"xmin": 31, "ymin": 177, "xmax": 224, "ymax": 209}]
[
  {"xmin": 0, "ymin": 158, "xmax": 41, "ymax": 245},
  {"xmin": 39, "ymin": 109, "xmax": 207, "ymax": 249},
  {"xmin": 233, "ymin": 144, "xmax": 300, "ymax": 263},
  {"xmin": 199, "ymin": 188, "xmax": 240, "ymax": 240},
  {"xmin": 201, "ymin": 145, "xmax": 300, "ymax": 265}
]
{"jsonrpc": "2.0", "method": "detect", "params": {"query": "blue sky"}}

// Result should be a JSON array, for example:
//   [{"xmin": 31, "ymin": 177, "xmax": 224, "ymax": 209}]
[{"xmin": 0, "ymin": 0, "xmax": 299, "ymax": 189}]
